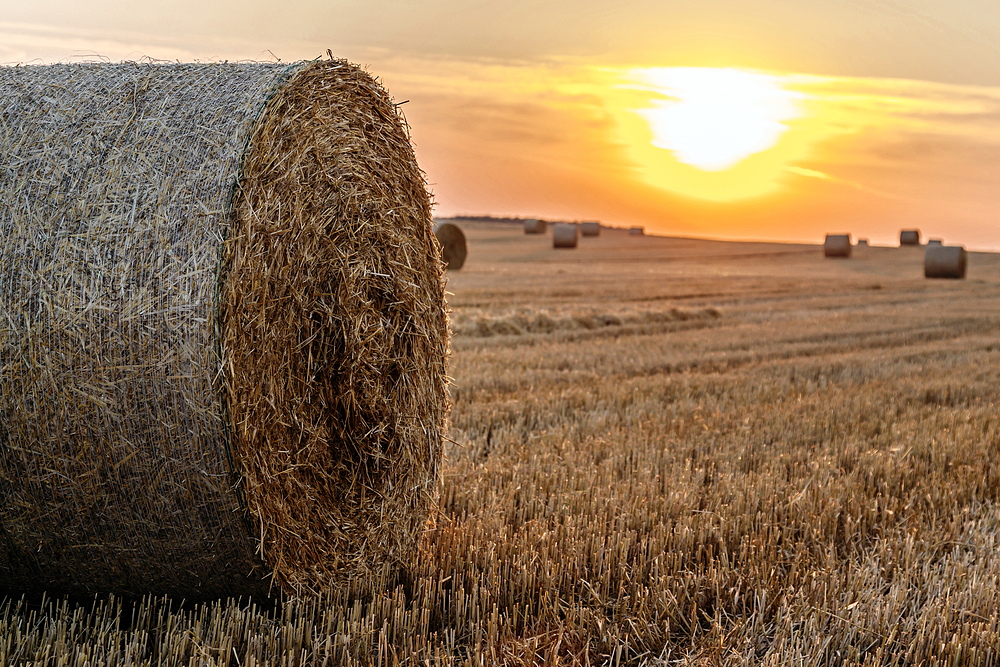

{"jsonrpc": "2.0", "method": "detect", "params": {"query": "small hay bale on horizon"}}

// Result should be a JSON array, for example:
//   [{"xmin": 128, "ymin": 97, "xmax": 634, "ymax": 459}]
[
  {"xmin": 628, "ymin": 226, "xmax": 645, "ymax": 236},
  {"xmin": 433, "ymin": 221, "xmax": 468, "ymax": 270},
  {"xmin": 553, "ymin": 223, "xmax": 579, "ymax": 248},
  {"xmin": 925, "ymin": 245, "xmax": 967, "ymax": 279},
  {"xmin": 900, "ymin": 229, "xmax": 921, "ymax": 246},
  {"xmin": 824, "ymin": 233, "xmax": 852, "ymax": 258},
  {"xmin": 580, "ymin": 221, "xmax": 601, "ymax": 237},
  {"xmin": 927, "ymin": 238, "xmax": 943, "ymax": 247},
  {"xmin": 0, "ymin": 59, "xmax": 448, "ymax": 600},
  {"xmin": 857, "ymin": 238, "xmax": 869, "ymax": 247},
  {"xmin": 524, "ymin": 218, "xmax": 546, "ymax": 234}
]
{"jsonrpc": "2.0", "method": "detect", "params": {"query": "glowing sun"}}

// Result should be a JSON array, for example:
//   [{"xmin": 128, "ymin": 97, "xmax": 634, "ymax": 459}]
[{"xmin": 632, "ymin": 67, "xmax": 804, "ymax": 171}]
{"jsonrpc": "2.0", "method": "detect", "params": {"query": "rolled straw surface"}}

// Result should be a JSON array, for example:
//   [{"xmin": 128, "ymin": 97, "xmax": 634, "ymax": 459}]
[
  {"xmin": 0, "ymin": 60, "xmax": 448, "ymax": 599},
  {"xmin": 580, "ymin": 222, "xmax": 600, "ymax": 237},
  {"xmin": 523, "ymin": 218, "xmax": 546, "ymax": 234},
  {"xmin": 433, "ymin": 221, "xmax": 468, "ymax": 270},
  {"xmin": 552, "ymin": 223, "xmax": 579, "ymax": 248},
  {"xmin": 900, "ymin": 229, "xmax": 921, "ymax": 246},
  {"xmin": 824, "ymin": 234, "xmax": 852, "ymax": 258},
  {"xmin": 924, "ymin": 245, "xmax": 967, "ymax": 279}
]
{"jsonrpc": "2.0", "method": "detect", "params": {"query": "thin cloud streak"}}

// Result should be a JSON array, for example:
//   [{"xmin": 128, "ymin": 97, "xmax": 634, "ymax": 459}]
[{"xmin": 783, "ymin": 166, "xmax": 902, "ymax": 200}]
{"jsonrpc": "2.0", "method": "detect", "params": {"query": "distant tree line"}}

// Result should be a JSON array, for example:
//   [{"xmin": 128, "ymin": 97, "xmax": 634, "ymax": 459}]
[
  {"xmin": 436, "ymin": 215, "xmax": 605, "ymax": 226},
  {"xmin": 437, "ymin": 215, "xmax": 533, "ymax": 224}
]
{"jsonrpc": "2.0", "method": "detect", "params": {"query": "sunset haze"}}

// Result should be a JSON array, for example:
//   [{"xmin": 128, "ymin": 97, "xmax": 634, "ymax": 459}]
[{"xmin": 3, "ymin": 0, "xmax": 998, "ymax": 247}]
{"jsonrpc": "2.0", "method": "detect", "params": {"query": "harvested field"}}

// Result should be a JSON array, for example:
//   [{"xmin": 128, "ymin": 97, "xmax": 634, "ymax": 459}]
[{"xmin": 4, "ymin": 221, "xmax": 1000, "ymax": 664}]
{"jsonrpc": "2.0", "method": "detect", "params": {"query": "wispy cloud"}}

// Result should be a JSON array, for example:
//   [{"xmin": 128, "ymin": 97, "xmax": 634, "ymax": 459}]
[
  {"xmin": 783, "ymin": 166, "xmax": 901, "ymax": 199},
  {"xmin": 0, "ymin": 20, "xmax": 281, "ymax": 64}
]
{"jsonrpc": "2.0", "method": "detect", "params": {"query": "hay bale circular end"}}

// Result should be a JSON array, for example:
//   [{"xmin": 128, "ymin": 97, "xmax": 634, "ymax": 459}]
[
  {"xmin": 900, "ymin": 229, "xmax": 921, "ymax": 246},
  {"xmin": 433, "ymin": 221, "xmax": 468, "ymax": 270},
  {"xmin": 0, "ymin": 60, "xmax": 448, "ymax": 599},
  {"xmin": 523, "ymin": 218, "xmax": 546, "ymax": 234},
  {"xmin": 824, "ymin": 234, "xmax": 852, "ymax": 258},
  {"xmin": 553, "ymin": 223, "xmax": 579, "ymax": 248},
  {"xmin": 580, "ymin": 221, "xmax": 601, "ymax": 237},
  {"xmin": 924, "ymin": 245, "xmax": 967, "ymax": 279}
]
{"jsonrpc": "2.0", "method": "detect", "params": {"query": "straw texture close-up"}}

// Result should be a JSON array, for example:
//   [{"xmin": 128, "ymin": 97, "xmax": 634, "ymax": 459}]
[{"xmin": 0, "ymin": 59, "xmax": 448, "ymax": 599}]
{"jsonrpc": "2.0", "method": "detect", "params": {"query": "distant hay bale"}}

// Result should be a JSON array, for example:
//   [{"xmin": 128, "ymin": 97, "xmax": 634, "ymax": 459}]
[
  {"xmin": 552, "ymin": 223, "xmax": 579, "ymax": 248},
  {"xmin": 628, "ymin": 226, "xmax": 645, "ymax": 236},
  {"xmin": 924, "ymin": 245, "xmax": 967, "ymax": 279},
  {"xmin": 857, "ymin": 238, "xmax": 869, "ymax": 247},
  {"xmin": 433, "ymin": 221, "xmax": 468, "ymax": 270},
  {"xmin": 927, "ymin": 239, "xmax": 943, "ymax": 247},
  {"xmin": 823, "ymin": 234, "xmax": 852, "ymax": 258},
  {"xmin": 580, "ymin": 221, "xmax": 601, "ymax": 237},
  {"xmin": 0, "ymin": 60, "xmax": 448, "ymax": 599},
  {"xmin": 900, "ymin": 229, "xmax": 921, "ymax": 246},
  {"xmin": 523, "ymin": 218, "xmax": 546, "ymax": 234}
]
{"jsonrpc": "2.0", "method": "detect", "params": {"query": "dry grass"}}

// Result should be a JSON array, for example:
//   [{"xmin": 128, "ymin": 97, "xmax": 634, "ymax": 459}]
[{"xmin": 3, "ymin": 222, "xmax": 1000, "ymax": 664}]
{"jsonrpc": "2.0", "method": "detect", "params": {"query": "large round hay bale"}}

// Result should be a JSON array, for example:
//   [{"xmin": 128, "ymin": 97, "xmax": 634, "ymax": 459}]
[
  {"xmin": 823, "ymin": 233, "xmax": 852, "ymax": 258},
  {"xmin": 924, "ymin": 245, "xmax": 967, "ymax": 279},
  {"xmin": 580, "ymin": 221, "xmax": 601, "ymax": 237},
  {"xmin": 0, "ymin": 60, "xmax": 448, "ymax": 599},
  {"xmin": 552, "ymin": 223, "xmax": 579, "ymax": 248},
  {"xmin": 433, "ymin": 221, "xmax": 468, "ymax": 270},
  {"xmin": 900, "ymin": 229, "xmax": 921, "ymax": 246},
  {"xmin": 523, "ymin": 218, "xmax": 546, "ymax": 234}
]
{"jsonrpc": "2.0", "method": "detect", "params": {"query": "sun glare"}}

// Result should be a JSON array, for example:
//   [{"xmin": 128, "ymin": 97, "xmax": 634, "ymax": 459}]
[
  {"xmin": 611, "ymin": 67, "xmax": 820, "ymax": 201},
  {"xmin": 634, "ymin": 68, "xmax": 803, "ymax": 171}
]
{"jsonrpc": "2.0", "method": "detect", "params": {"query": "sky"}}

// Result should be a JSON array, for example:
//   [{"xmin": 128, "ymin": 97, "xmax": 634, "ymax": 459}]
[{"xmin": 3, "ymin": 1, "xmax": 999, "ymax": 248}]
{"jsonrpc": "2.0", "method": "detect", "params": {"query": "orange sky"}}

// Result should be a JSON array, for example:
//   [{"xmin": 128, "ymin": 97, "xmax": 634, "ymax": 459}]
[{"xmin": 3, "ymin": 1, "xmax": 999, "ymax": 248}]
